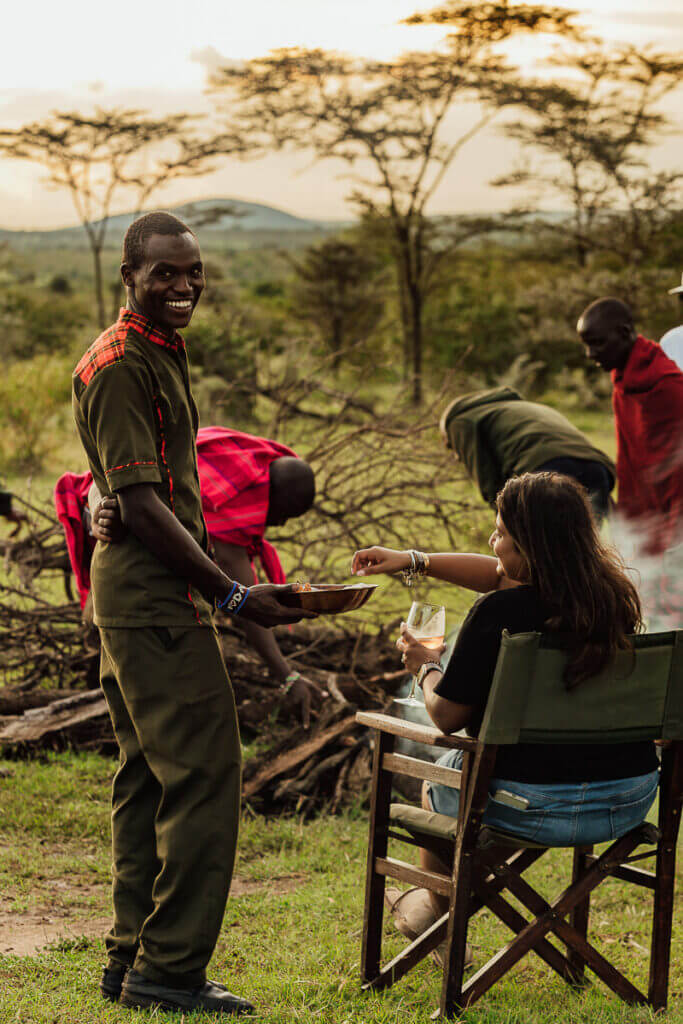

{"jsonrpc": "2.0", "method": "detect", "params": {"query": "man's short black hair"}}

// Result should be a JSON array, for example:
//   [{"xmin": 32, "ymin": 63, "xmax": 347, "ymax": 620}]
[
  {"xmin": 122, "ymin": 212, "xmax": 196, "ymax": 269},
  {"xmin": 580, "ymin": 297, "xmax": 634, "ymax": 331}
]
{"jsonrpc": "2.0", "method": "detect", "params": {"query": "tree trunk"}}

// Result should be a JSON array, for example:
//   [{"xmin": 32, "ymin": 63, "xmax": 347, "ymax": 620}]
[
  {"xmin": 394, "ymin": 220, "xmax": 424, "ymax": 404},
  {"xmin": 397, "ymin": 275, "xmax": 411, "ymax": 379},
  {"xmin": 409, "ymin": 283, "xmax": 423, "ymax": 406},
  {"xmin": 91, "ymin": 241, "xmax": 107, "ymax": 330}
]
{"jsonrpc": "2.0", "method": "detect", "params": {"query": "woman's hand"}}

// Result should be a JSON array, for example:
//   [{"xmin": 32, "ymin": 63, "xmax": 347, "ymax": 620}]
[
  {"xmin": 351, "ymin": 546, "xmax": 412, "ymax": 577},
  {"xmin": 396, "ymin": 624, "xmax": 446, "ymax": 676},
  {"xmin": 92, "ymin": 496, "xmax": 127, "ymax": 543}
]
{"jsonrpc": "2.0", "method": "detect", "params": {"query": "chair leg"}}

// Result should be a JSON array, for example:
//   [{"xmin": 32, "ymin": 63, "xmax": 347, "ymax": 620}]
[
  {"xmin": 361, "ymin": 729, "xmax": 395, "ymax": 985},
  {"xmin": 439, "ymin": 849, "xmax": 474, "ymax": 1019},
  {"xmin": 649, "ymin": 744, "xmax": 683, "ymax": 1010},
  {"xmin": 568, "ymin": 845, "xmax": 593, "ymax": 984},
  {"xmin": 648, "ymin": 838, "xmax": 677, "ymax": 1010}
]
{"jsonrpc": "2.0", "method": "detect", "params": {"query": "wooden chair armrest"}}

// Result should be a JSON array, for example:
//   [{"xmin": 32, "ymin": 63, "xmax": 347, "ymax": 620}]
[{"xmin": 355, "ymin": 711, "xmax": 477, "ymax": 751}]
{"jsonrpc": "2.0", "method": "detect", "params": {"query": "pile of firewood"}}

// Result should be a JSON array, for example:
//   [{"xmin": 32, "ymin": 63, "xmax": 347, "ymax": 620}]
[{"xmin": 0, "ymin": 616, "xmax": 410, "ymax": 813}]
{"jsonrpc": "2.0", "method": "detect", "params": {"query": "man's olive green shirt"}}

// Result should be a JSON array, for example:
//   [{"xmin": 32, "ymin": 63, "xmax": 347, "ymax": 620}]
[{"xmin": 72, "ymin": 308, "xmax": 213, "ymax": 627}]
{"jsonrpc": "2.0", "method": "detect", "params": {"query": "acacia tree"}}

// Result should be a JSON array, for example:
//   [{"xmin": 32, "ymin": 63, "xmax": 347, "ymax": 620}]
[
  {"xmin": 208, "ymin": 3, "xmax": 581, "ymax": 402},
  {"xmin": 290, "ymin": 239, "xmax": 387, "ymax": 371},
  {"xmin": 0, "ymin": 108, "xmax": 235, "ymax": 327},
  {"xmin": 492, "ymin": 47, "xmax": 683, "ymax": 267}
]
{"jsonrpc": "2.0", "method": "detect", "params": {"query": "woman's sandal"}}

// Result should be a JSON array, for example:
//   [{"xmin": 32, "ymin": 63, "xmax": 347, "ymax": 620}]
[
  {"xmin": 384, "ymin": 887, "xmax": 473, "ymax": 968},
  {"xmin": 384, "ymin": 886, "xmax": 439, "ymax": 940}
]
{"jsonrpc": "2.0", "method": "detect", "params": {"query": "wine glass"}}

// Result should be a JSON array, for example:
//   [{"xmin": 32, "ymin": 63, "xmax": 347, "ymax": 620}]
[{"xmin": 394, "ymin": 601, "xmax": 446, "ymax": 707}]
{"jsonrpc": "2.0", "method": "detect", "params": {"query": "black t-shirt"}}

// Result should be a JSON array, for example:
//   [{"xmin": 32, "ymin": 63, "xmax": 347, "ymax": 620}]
[{"xmin": 434, "ymin": 585, "xmax": 658, "ymax": 783}]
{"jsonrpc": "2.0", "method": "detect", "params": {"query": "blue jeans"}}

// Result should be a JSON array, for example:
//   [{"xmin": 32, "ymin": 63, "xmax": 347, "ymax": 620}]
[{"xmin": 427, "ymin": 750, "xmax": 659, "ymax": 847}]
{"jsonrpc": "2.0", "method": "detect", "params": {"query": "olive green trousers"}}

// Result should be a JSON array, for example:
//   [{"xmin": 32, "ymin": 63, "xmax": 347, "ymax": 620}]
[{"xmin": 99, "ymin": 625, "xmax": 241, "ymax": 988}]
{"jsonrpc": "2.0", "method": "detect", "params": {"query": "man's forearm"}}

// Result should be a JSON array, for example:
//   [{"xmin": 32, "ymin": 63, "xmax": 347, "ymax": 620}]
[
  {"xmin": 119, "ymin": 487, "xmax": 231, "ymax": 602},
  {"xmin": 242, "ymin": 620, "xmax": 291, "ymax": 682}
]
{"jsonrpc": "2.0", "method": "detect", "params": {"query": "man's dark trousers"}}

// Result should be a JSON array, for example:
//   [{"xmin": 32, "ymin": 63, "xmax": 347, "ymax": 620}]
[{"xmin": 99, "ymin": 625, "xmax": 241, "ymax": 988}]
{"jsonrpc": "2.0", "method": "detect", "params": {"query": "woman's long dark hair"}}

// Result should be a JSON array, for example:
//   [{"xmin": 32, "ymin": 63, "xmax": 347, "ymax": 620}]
[{"xmin": 497, "ymin": 472, "xmax": 643, "ymax": 689}]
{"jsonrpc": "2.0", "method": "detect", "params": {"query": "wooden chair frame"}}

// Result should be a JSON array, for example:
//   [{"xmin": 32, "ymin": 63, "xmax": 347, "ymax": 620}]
[{"xmin": 357, "ymin": 710, "xmax": 683, "ymax": 1019}]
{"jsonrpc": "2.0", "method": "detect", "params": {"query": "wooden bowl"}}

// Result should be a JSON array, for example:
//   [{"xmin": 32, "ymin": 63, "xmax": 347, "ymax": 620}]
[{"xmin": 283, "ymin": 583, "xmax": 379, "ymax": 614}]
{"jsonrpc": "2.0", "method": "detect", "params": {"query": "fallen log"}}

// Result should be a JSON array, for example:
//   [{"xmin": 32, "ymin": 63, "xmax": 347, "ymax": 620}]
[
  {"xmin": 0, "ymin": 690, "xmax": 109, "ymax": 744},
  {"xmin": 243, "ymin": 714, "xmax": 357, "ymax": 799},
  {"xmin": 0, "ymin": 687, "xmax": 83, "ymax": 717}
]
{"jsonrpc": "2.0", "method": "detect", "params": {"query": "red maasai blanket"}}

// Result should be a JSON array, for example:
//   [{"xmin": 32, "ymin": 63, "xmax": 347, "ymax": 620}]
[
  {"xmin": 196, "ymin": 426, "xmax": 296, "ymax": 583},
  {"xmin": 612, "ymin": 335, "xmax": 683, "ymax": 556},
  {"xmin": 54, "ymin": 427, "xmax": 297, "ymax": 605},
  {"xmin": 54, "ymin": 471, "xmax": 95, "ymax": 608}
]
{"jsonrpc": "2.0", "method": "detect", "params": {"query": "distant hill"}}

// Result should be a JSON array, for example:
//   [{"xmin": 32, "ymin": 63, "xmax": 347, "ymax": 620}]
[{"xmin": 0, "ymin": 198, "xmax": 348, "ymax": 249}]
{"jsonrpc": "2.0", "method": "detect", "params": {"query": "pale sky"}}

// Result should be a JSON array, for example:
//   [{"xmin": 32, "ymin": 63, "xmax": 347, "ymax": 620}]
[{"xmin": 1, "ymin": 0, "xmax": 682, "ymax": 228}]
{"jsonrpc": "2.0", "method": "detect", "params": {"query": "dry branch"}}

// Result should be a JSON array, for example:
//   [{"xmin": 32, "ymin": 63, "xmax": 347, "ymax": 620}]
[{"xmin": 0, "ymin": 393, "xmax": 471, "ymax": 812}]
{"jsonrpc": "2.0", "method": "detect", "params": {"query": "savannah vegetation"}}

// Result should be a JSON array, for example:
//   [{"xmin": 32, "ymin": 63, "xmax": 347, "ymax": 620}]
[{"xmin": 0, "ymin": 2, "xmax": 682, "ymax": 1020}]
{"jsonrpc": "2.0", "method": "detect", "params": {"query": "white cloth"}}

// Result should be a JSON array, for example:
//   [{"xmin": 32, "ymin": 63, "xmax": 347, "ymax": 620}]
[
  {"xmin": 610, "ymin": 514, "xmax": 683, "ymax": 631},
  {"xmin": 660, "ymin": 325, "xmax": 683, "ymax": 370}
]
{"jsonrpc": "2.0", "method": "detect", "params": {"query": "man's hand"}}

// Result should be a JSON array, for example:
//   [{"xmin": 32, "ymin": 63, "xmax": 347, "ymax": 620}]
[
  {"xmin": 92, "ymin": 496, "xmax": 127, "ymax": 544},
  {"xmin": 240, "ymin": 583, "xmax": 318, "ymax": 628},
  {"xmin": 286, "ymin": 674, "xmax": 327, "ymax": 730}
]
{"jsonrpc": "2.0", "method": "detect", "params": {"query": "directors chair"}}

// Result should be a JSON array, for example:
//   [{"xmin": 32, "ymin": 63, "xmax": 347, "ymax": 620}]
[{"xmin": 357, "ymin": 629, "xmax": 683, "ymax": 1018}]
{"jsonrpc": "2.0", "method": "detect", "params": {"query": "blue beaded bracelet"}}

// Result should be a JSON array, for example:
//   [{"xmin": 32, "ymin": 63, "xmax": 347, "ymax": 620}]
[{"xmin": 215, "ymin": 582, "xmax": 238, "ymax": 612}]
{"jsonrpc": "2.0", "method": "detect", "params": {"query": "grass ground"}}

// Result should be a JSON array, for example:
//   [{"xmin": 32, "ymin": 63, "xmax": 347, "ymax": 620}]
[{"xmin": 0, "ymin": 752, "xmax": 680, "ymax": 1024}]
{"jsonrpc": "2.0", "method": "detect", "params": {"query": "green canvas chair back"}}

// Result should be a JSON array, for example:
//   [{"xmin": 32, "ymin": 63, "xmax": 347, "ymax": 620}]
[{"xmin": 479, "ymin": 629, "xmax": 683, "ymax": 746}]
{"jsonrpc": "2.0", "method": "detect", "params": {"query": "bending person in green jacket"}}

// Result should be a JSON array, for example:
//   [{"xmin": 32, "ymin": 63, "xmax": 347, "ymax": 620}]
[{"xmin": 440, "ymin": 386, "xmax": 615, "ymax": 521}]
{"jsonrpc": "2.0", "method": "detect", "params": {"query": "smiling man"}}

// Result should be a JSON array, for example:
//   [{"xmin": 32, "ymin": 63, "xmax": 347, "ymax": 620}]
[{"xmin": 72, "ymin": 212, "xmax": 313, "ymax": 1015}]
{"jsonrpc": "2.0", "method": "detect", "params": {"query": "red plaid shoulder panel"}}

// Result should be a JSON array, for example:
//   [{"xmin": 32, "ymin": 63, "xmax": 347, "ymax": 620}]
[
  {"xmin": 74, "ymin": 320, "xmax": 128, "ymax": 387},
  {"xmin": 120, "ymin": 308, "xmax": 184, "ymax": 353}
]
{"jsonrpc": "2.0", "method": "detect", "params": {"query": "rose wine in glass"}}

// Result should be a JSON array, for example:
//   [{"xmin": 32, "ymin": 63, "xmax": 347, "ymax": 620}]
[{"xmin": 394, "ymin": 601, "xmax": 446, "ymax": 707}]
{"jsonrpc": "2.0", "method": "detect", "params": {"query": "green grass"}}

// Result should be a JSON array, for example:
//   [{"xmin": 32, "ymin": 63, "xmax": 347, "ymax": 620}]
[{"xmin": 0, "ymin": 752, "xmax": 681, "ymax": 1023}]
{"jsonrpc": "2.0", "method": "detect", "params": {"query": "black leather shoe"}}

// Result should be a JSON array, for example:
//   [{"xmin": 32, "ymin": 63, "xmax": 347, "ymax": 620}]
[
  {"xmin": 100, "ymin": 963, "xmax": 128, "ymax": 1002},
  {"xmin": 120, "ymin": 970, "xmax": 255, "ymax": 1015}
]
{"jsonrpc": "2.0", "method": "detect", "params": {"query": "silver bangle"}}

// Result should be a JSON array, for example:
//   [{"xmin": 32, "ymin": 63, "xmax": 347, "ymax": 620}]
[{"xmin": 400, "ymin": 550, "xmax": 430, "ymax": 587}]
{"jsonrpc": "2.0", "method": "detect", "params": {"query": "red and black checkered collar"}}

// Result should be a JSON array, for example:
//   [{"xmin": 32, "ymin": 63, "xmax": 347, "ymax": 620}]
[{"xmin": 118, "ymin": 308, "xmax": 186, "ymax": 353}]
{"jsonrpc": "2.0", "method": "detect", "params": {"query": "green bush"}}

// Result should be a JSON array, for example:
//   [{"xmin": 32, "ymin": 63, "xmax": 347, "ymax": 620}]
[
  {"xmin": 1, "ymin": 288, "xmax": 89, "ymax": 361},
  {"xmin": 188, "ymin": 313, "xmax": 262, "ymax": 423},
  {"xmin": 0, "ymin": 353, "xmax": 73, "ymax": 472}
]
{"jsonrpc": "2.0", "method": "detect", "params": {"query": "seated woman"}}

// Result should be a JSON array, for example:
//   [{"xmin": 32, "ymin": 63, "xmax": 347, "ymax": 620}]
[{"xmin": 352, "ymin": 472, "xmax": 659, "ymax": 950}]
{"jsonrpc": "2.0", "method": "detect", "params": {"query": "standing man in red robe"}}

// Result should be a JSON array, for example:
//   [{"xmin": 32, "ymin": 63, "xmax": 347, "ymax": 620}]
[{"xmin": 577, "ymin": 297, "xmax": 683, "ymax": 626}]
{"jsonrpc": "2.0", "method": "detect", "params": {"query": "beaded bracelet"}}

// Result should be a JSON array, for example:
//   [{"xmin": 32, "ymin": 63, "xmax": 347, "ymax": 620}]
[
  {"xmin": 215, "ymin": 582, "xmax": 250, "ymax": 616},
  {"xmin": 214, "ymin": 582, "xmax": 237, "ymax": 612},
  {"xmin": 281, "ymin": 670, "xmax": 301, "ymax": 695}
]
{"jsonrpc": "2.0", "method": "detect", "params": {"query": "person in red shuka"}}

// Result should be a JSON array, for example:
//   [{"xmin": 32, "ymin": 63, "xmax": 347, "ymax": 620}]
[{"xmin": 577, "ymin": 297, "xmax": 683, "ymax": 627}]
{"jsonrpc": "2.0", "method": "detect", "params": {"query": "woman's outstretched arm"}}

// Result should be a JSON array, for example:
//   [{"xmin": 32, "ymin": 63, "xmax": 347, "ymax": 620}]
[{"xmin": 351, "ymin": 546, "xmax": 516, "ymax": 594}]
